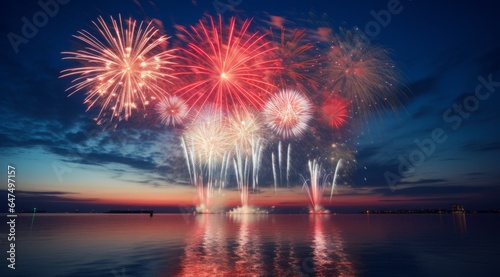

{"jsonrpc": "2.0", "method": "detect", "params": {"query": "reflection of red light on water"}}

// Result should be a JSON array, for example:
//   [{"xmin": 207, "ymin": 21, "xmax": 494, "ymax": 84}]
[{"xmin": 168, "ymin": 214, "xmax": 359, "ymax": 276}]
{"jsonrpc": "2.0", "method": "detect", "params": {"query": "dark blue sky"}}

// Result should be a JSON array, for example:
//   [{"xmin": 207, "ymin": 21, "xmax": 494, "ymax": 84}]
[{"xmin": 1, "ymin": 0, "xmax": 499, "ymax": 213}]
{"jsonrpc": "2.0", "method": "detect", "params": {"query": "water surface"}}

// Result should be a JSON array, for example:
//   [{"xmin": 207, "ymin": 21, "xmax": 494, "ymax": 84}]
[{"xmin": 2, "ymin": 213, "xmax": 499, "ymax": 276}]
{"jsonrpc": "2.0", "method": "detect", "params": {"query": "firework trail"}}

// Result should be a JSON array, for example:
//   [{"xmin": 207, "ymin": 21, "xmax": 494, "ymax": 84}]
[
  {"xmin": 263, "ymin": 89, "xmax": 313, "ymax": 139},
  {"xmin": 156, "ymin": 95, "xmax": 188, "ymax": 126},
  {"xmin": 329, "ymin": 143, "xmax": 356, "ymax": 175},
  {"xmin": 286, "ymin": 143, "xmax": 291, "ymax": 186},
  {"xmin": 175, "ymin": 16, "xmax": 282, "ymax": 112},
  {"xmin": 61, "ymin": 15, "xmax": 177, "ymax": 123},
  {"xmin": 272, "ymin": 152, "xmax": 277, "ymax": 192},
  {"xmin": 323, "ymin": 28, "xmax": 402, "ymax": 120},
  {"xmin": 330, "ymin": 159, "xmax": 342, "ymax": 201},
  {"xmin": 272, "ymin": 141, "xmax": 292, "ymax": 188},
  {"xmin": 181, "ymin": 106, "xmax": 232, "ymax": 212},
  {"xmin": 232, "ymin": 138, "xmax": 264, "ymax": 208},
  {"xmin": 265, "ymin": 89, "xmax": 312, "ymax": 189},
  {"xmin": 228, "ymin": 109, "xmax": 265, "ymax": 208},
  {"xmin": 278, "ymin": 141, "xmax": 282, "ymax": 185},
  {"xmin": 302, "ymin": 159, "xmax": 329, "ymax": 213},
  {"xmin": 302, "ymin": 158, "xmax": 342, "ymax": 213}
]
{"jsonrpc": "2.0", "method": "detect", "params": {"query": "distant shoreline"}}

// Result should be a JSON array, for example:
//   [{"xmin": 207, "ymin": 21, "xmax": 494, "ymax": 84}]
[{"xmin": 2, "ymin": 209, "xmax": 499, "ymax": 215}]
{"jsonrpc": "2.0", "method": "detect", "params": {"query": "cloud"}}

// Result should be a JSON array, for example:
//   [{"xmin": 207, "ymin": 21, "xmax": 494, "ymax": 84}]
[
  {"xmin": 475, "ymin": 46, "xmax": 500, "ymax": 76},
  {"xmin": 462, "ymin": 141, "xmax": 500, "ymax": 152},
  {"xmin": 405, "ymin": 76, "xmax": 440, "ymax": 101},
  {"xmin": 0, "ymin": 189, "xmax": 99, "ymax": 208}
]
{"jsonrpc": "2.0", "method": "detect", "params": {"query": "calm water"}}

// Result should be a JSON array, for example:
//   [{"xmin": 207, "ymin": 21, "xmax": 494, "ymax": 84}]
[{"xmin": 1, "ymin": 213, "xmax": 499, "ymax": 277}]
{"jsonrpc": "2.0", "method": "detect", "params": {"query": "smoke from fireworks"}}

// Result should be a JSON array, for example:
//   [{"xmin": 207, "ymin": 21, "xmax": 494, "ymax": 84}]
[
  {"xmin": 61, "ymin": 15, "xmax": 177, "ymax": 122},
  {"xmin": 175, "ymin": 16, "xmax": 282, "ymax": 112},
  {"xmin": 263, "ymin": 89, "xmax": 313, "ymax": 139}
]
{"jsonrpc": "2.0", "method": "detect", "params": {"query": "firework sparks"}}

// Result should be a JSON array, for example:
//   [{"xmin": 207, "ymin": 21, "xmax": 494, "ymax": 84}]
[
  {"xmin": 175, "ymin": 16, "xmax": 282, "ymax": 112},
  {"xmin": 270, "ymin": 27, "xmax": 320, "ymax": 91},
  {"xmin": 227, "ymin": 109, "xmax": 263, "ymax": 153},
  {"xmin": 324, "ymin": 28, "xmax": 402, "ymax": 119},
  {"xmin": 182, "ymin": 106, "xmax": 232, "ymax": 165},
  {"xmin": 302, "ymin": 158, "xmax": 342, "ymax": 213},
  {"xmin": 302, "ymin": 159, "xmax": 330, "ymax": 213},
  {"xmin": 320, "ymin": 96, "xmax": 349, "ymax": 129},
  {"xmin": 181, "ymin": 106, "xmax": 233, "ymax": 212},
  {"xmin": 156, "ymin": 95, "xmax": 188, "ymax": 126},
  {"xmin": 61, "ymin": 15, "xmax": 177, "ymax": 122},
  {"xmin": 263, "ymin": 89, "xmax": 313, "ymax": 139}
]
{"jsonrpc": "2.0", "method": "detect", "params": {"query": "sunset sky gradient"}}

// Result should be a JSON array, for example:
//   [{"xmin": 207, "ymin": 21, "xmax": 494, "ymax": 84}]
[{"xmin": 1, "ymin": 0, "xmax": 499, "ymax": 213}]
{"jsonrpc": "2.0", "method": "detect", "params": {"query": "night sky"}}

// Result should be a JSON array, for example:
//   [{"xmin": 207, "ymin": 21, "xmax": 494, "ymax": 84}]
[{"xmin": 1, "ymin": 0, "xmax": 499, "ymax": 213}]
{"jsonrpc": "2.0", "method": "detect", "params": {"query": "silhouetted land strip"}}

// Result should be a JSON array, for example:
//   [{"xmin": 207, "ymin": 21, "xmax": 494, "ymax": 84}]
[
  {"xmin": 105, "ymin": 210, "xmax": 154, "ymax": 214},
  {"xmin": 360, "ymin": 209, "xmax": 500, "ymax": 214}
]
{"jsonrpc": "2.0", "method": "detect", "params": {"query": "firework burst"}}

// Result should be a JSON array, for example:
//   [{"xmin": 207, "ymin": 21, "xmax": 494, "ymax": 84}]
[
  {"xmin": 227, "ymin": 108, "xmax": 263, "ymax": 152},
  {"xmin": 174, "ymin": 16, "xmax": 281, "ymax": 112},
  {"xmin": 181, "ymin": 106, "xmax": 233, "ymax": 211},
  {"xmin": 263, "ymin": 89, "xmax": 313, "ymax": 139},
  {"xmin": 324, "ymin": 28, "xmax": 402, "ymax": 119},
  {"xmin": 182, "ymin": 106, "xmax": 232, "ymax": 165},
  {"xmin": 156, "ymin": 95, "xmax": 188, "ymax": 127},
  {"xmin": 270, "ymin": 27, "xmax": 320, "ymax": 92},
  {"xmin": 61, "ymin": 15, "xmax": 177, "ymax": 122},
  {"xmin": 320, "ymin": 96, "xmax": 349, "ymax": 129}
]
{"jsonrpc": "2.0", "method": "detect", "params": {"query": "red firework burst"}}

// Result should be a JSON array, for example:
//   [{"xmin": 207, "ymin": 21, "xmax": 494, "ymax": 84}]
[
  {"xmin": 320, "ymin": 96, "xmax": 349, "ymax": 129},
  {"xmin": 270, "ymin": 27, "xmax": 320, "ymax": 92},
  {"xmin": 174, "ymin": 16, "xmax": 281, "ymax": 112}
]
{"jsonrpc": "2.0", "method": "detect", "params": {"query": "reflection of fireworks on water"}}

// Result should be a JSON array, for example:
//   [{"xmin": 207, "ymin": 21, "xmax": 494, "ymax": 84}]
[
  {"xmin": 324, "ymin": 28, "xmax": 402, "ymax": 119},
  {"xmin": 175, "ymin": 16, "xmax": 281, "ymax": 112},
  {"xmin": 302, "ymin": 159, "xmax": 342, "ymax": 213},
  {"xmin": 263, "ymin": 89, "xmax": 313, "ymax": 139},
  {"xmin": 156, "ymin": 96, "xmax": 188, "ymax": 126},
  {"xmin": 310, "ymin": 216, "xmax": 357, "ymax": 275},
  {"xmin": 61, "ymin": 15, "xmax": 177, "ymax": 122},
  {"xmin": 181, "ymin": 106, "xmax": 232, "ymax": 212},
  {"xmin": 320, "ymin": 96, "xmax": 349, "ymax": 129}
]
